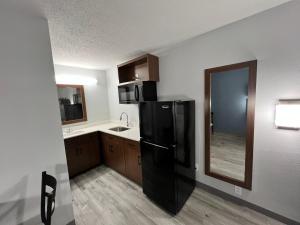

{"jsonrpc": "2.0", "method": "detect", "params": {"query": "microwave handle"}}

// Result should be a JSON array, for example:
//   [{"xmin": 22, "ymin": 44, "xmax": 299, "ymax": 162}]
[{"xmin": 134, "ymin": 85, "xmax": 139, "ymax": 101}]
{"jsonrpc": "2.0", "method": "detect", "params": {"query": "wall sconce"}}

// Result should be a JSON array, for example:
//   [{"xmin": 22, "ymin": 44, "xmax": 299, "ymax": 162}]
[
  {"xmin": 55, "ymin": 75, "xmax": 98, "ymax": 85},
  {"xmin": 275, "ymin": 99, "xmax": 300, "ymax": 130}
]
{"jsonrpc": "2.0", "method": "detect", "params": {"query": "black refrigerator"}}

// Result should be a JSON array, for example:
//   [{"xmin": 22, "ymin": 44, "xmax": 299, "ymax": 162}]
[{"xmin": 139, "ymin": 99, "xmax": 195, "ymax": 214}]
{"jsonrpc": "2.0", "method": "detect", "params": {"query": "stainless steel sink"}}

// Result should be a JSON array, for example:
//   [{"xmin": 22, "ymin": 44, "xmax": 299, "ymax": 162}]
[{"xmin": 109, "ymin": 126, "xmax": 130, "ymax": 132}]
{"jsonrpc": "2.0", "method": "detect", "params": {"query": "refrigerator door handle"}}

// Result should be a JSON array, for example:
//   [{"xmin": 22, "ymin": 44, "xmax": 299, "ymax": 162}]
[
  {"xmin": 173, "ymin": 102, "xmax": 177, "ymax": 147},
  {"xmin": 134, "ymin": 85, "xmax": 139, "ymax": 101},
  {"xmin": 142, "ymin": 141, "xmax": 169, "ymax": 150}
]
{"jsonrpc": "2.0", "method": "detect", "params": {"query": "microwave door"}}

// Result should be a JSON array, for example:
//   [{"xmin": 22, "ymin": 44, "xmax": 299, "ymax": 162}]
[
  {"xmin": 118, "ymin": 86, "xmax": 126, "ymax": 103},
  {"xmin": 118, "ymin": 85, "xmax": 135, "ymax": 103}
]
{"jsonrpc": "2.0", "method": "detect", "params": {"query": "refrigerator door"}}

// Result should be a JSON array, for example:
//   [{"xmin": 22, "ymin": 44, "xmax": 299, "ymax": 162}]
[
  {"xmin": 139, "ymin": 101, "xmax": 154, "ymax": 141},
  {"xmin": 153, "ymin": 101, "xmax": 175, "ymax": 146},
  {"xmin": 174, "ymin": 101, "xmax": 191, "ymax": 167},
  {"xmin": 141, "ymin": 140, "xmax": 176, "ymax": 213},
  {"xmin": 140, "ymin": 101, "xmax": 175, "ymax": 147},
  {"xmin": 173, "ymin": 101, "xmax": 196, "ymax": 213}
]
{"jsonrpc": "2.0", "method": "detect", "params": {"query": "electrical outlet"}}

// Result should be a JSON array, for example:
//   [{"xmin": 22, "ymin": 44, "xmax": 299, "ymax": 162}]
[
  {"xmin": 234, "ymin": 186, "xmax": 242, "ymax": 196},
  {"xmin": 195, "ymin": 163, "xmax": 199, "ymax": 171}
]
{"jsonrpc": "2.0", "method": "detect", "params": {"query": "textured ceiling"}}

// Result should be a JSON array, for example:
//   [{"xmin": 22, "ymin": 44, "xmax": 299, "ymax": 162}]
[{"xmin": 8, "ymin": 0, "xmax": 290, "ymax": 69}]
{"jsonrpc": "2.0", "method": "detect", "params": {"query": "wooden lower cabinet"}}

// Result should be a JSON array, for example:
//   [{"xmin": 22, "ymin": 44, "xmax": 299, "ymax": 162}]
[
  {"xmin": 102, "ymin": 133, "xmax": 125, "ymax": 175},
  {"xmin": 64, "ymin": 131, "xmax": 141, "ymax": 184},
  {"xmin": 124, "ymin": 139, "xmax": 142, "ymax": 185},
  {"xmin": 64, "ymin": 132, "xmax": 101, "ymax": 177},
  {"xmin": 101, "ymin": 133, "xmax": 142, "ymax": 185}
]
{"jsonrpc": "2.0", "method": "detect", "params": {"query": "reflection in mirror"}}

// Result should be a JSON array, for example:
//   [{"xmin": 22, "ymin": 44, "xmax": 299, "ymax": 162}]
[
  {"xmin": 205, "ymin": 60, "xmax": 257, "ymax": 189},
  {"xmin": 57, "ymin": 85, "xmax": 87, "ymax": 125},
  {"xmin": 210, "ymin": 68, "xmax": 248, "ymax": 181}
]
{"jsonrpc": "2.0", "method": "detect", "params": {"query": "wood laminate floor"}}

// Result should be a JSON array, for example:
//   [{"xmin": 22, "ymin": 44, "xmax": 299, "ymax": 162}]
[
  {"xmin": 70, "ymin": 166, "xmax": 284, "ymax": 225},
  {"xmin": 210, "ymin": 132, "xmax": 246, "ymax": 181}
]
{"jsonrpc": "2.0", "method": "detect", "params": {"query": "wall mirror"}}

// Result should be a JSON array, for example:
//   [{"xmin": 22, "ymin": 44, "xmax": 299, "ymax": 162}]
[
  {"xmin": 205, "ymin": 60, "xmax": 257, "ymax": 189},
  {"xmin": 57, "ymin": 85, "xmax": 87, "ymax": 125}
]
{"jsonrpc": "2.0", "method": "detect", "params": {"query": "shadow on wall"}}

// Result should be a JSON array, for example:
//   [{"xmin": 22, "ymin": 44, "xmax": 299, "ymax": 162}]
[
  {"xmin": 0, "ymin": 165, "xmax": 74, "ymax": 225},
  {"xmin": 0, "ymin": 176, "xmax": 29, "ymax": 224},
  {"xmin": 54, "ymin": 163, "xmax": 71, "ymax": 206},
  {"xmin": 41, "ymin": 163, "xmax": 74, "ymax": 225}
]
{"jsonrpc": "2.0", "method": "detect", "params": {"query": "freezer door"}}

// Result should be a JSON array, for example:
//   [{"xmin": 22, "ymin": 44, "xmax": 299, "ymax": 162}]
[
  {"xmin": 139, "ymin": 101, "xmax": 154, "ymax": 141},
  {"xmin": 141, "ymin": 140, "xmax": 176, "ymax": 213},
  {"xmin": 153, "ymin": 101, "xmax": 175, "ymax": 146},
  {"xmin": 140, "ymin": 101, "xmax": 175, "ymax": 146}
]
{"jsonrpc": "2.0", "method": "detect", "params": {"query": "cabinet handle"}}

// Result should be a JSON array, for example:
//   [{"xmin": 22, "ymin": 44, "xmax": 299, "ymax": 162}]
[
  {"xmin": 109, "ymin": 145, "xmax": 113, "ymax": 152},
  {"xmin": 138, "ymin": 155, "xmax": 141, "ymax": 165}
]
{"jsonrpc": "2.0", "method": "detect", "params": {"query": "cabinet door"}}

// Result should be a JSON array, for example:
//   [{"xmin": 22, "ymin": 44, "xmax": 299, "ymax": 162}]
[
  {"xmin": 75, "ymin": 134, "xmax": 92, "ymax": 172},
  {"xmin": 102, "ymin": 134, "xmax": 115, "ymax": 168},
  {"xmin": 103, "ymin": 142, "xmax": 113, "ymax": 168},
  {"xmin": 109, "ymin": 136, "xmax": 125, "ymax": 175},
  {"xmin": 88, "ymin": 132, "xmax": 101, "ymax": 167},
  {"xmin": 65, "ymin": 132, "xmax": 101, "ymax": 178},
  {"xmin": 64, "ymin": 139, "xmax": 81, "ymax": 177},
  {"xmin": 124, "ymin": 140, "xmax": 142, "ymax": 185},
  {"xmin": 113, "ymin": 141, "xmax": 125, "ymax": 175},
  {"xmin": 102, "ymin": 133, "xmax": 125, "ymax": 175}
]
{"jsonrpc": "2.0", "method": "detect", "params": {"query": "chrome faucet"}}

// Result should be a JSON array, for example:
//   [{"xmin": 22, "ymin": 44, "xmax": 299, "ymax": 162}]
[{"xmin": 120, "ymin": 112, "xmax": 129, "ymax": 127}]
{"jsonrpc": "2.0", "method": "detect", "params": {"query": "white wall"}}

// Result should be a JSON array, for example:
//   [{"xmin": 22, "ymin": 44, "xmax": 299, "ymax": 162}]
[
  {"xmin": 0, "ymin": 10, "xmax": 74, "ymax": 225},
  {"xmin": 156, "ymin": 1, "xmax": 300, "ymax": 222},
  {"xmin": 55, "ymin": 65, "xmax": 110, "ymax": 125},
  {"xmin": 106, "ymin": 67, "xmax": 139, "ymax": 126}
]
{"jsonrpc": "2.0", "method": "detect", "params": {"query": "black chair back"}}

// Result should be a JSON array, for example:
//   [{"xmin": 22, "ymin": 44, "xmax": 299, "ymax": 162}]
[{"xmin": 41, "ymin": 171, "xmax": 57, "ymax": 225}]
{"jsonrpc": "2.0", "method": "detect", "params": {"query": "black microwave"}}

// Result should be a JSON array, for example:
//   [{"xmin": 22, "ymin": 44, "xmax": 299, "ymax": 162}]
[{"xmin": 118, "ymin": 81, "xmax": 157, "ymax": 104}]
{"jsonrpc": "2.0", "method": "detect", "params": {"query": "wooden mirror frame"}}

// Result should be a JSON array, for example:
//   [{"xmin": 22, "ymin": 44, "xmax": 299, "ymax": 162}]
[
  {"xmin": 57, "ymin": 84, "xmax": 87, "ymax": 125},
  {"xmin": 204, "ymin": 60, "xmax": 257, "ymax": 189}
]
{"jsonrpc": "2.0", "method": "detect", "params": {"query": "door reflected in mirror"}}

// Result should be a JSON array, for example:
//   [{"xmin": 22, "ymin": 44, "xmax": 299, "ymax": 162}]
[
  {"xmin": 57, "ymin": 85, "xmax": 87, "ymax": 125},
  {"xmin": 210, "ymin": 68, "xmax": 248, "ymax": 182},
  {"xmin": 205, "ymin": 61, "xmax": 257, "ymax": 189}
]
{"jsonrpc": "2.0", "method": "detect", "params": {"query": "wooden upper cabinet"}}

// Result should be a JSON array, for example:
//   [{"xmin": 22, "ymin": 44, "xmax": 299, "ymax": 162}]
[{"xmin": 118, "ymin": 54, "xmax": 159, "ymax": 83}]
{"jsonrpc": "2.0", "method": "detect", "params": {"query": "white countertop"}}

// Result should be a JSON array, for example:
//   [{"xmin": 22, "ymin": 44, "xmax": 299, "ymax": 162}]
[{"xmin": 62, "ymin": 121, "xmax": 140, "ymax": 142}]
